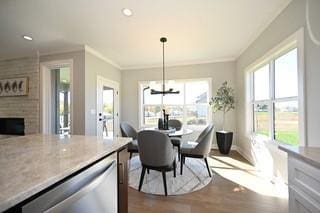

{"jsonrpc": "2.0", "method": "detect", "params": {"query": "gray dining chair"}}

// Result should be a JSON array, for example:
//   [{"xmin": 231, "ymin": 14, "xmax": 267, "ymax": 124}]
[
  {"xmin": 180, "ymin": 124, "xmax": 214, "ymax": 177},
  {"xmin": 137, "ymin": 130, "xmax": 176, "ymax": 196},
  {"xmin": 120, "ymin": 122, "xmax": 139, "ymax": 159},
  {"xmin": 168, "ymin": 119, "xmax": 182, "ymax": 131},
  {"xmin": 168, "ymin": 119, "xmax": 183, "ymax": 161}
]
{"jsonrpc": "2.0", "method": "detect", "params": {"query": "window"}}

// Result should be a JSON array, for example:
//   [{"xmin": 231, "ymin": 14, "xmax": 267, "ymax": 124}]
[
  {"xmin": 253, "ymin": 103, "xmax": 269, "ymax": 137},
  {"xmin": 140, "ymin": 79, "xmax": 211, "ymax": 129},
  {"xmin": 254, "ymin": 65, "xmax": 270, "ymax": 101},
  {"xmin": 251, "ymin": 48, "xmax": 299, "ymax": 145},
  {"xmin": 252, "ymin": 65, "xmax": 270, "ymax": 137}
]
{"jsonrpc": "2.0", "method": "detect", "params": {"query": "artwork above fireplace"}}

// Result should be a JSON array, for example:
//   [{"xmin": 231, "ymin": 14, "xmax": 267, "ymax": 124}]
[{"xmin": 0, "ymin": 77, "xmax": 28, "ymax": 97}]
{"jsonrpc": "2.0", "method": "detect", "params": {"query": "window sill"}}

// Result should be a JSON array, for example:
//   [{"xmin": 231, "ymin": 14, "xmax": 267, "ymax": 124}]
[{"xmin": 251, "ymin": 133, "xmax": 299, "ymax": 148}]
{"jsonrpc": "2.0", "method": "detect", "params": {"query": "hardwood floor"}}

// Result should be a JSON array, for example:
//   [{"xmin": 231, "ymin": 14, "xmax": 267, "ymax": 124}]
[{"xmin": 128, "ymin": 150, "xmax": 288, "ymax": 213}]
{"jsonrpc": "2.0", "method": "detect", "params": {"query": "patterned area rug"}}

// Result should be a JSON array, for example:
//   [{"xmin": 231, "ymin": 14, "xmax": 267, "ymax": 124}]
[{"xmin": 129, "ymin": 156, "xmax": 213, "ymax": 196}]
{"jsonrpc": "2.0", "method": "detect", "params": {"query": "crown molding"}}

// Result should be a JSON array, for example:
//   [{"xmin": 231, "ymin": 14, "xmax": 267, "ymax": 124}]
[
  {"xmin": 120, "ymin": 57, "xmax": 236, "ymax": 71},
  {"xmin": 84, "ymin": 45, "xmax": 121, "ymax": 70},
  {"xmin": 236, "ymin": 0, "xmax": 292, "ymax": 60},
  {"xmin": 306, "ymin": 0, "xmax": 320, "ymax": 46},
  {"xmin": 40, "ymin": 45, "xmax": 122, "ymax": 70},
  {"xmin": 39, "ymin": 46, "xmax": 85, "ymax": 57}
]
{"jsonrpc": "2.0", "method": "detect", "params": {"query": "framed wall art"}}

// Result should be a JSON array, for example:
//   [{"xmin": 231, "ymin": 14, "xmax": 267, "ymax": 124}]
[{"xmin": 0, "ymin": 77, "xmax": 29, "ymax": 97}]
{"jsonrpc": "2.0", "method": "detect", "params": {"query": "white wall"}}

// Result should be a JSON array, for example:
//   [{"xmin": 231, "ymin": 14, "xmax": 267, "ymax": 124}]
[
  {"xmin": 84, "ymin": 51, "xmax": 121, "ymax": 135},
  {"xmin": 40, "ymin": 49, "xmax": 122, "ymax": 136},
  {"xmin": 235, "ymin": 0, "xmax": 320, "ymax": 183},
  {"xmin": 121, "ymin": 61, "xmax": 236, "ymax": 144}
]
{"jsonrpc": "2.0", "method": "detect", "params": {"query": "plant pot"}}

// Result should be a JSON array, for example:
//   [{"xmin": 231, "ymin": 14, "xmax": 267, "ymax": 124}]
[{"xmin": 216, "ymin": 131, "xmax": 233, "ymax": 155}]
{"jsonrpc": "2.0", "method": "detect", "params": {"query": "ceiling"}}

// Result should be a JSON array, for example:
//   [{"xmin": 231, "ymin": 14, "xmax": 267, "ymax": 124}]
[{"xmin": 0, "ymin": 0, "xmax": 291, "ymax": 69}]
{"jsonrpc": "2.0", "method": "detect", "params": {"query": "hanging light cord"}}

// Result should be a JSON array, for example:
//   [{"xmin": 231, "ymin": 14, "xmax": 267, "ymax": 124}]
[
  {"xmin": 150, "ymin": 37, "xmax": 179, "ymax": 95},
  {"xmin": 162, "ymin": 39, "xmax": 165, "ymax": 95}
]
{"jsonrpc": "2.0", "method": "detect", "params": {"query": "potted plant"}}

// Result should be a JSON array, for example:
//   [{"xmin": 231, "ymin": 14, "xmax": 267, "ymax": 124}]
[{"xmin": 209, "ymin": 81, "xmax": 235, "ymax": 154}]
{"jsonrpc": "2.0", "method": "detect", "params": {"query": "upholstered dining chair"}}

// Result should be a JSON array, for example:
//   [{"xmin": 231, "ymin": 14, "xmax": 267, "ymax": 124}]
[
  {"xmin": 180, "ymin": 124, "xmax": 214, "ymax": 177},
  {"xmin": 168, "ymin": 119, "xmax": 183, "ymax": 161},
  {"xmin": 120, "ymin": 122, "xmax": 139, "ymax": 159},
  {"xmin": 137, "ymin": 130, "xmax": 176, "ymax": 196}
]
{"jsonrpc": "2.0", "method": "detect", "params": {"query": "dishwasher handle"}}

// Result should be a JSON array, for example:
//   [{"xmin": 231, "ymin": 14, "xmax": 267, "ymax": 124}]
[{"xmin": 44, "ymin": 161, "xmax": 116, "ymax": 213}]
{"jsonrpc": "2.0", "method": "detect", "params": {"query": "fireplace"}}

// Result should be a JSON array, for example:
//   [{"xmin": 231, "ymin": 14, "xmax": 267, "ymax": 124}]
[{"xmin": 0, "ymin": 118, "xmax": 25, "ymax": 135}]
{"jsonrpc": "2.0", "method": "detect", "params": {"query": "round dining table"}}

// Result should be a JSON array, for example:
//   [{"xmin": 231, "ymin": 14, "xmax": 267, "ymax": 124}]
[{"xmin": 141, "ymin": 127, "xmax": 193, "ymax": 137}]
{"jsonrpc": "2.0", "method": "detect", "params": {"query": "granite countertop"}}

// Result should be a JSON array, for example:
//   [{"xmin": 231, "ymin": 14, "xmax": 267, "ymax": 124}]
[
  {"xmin": 279, "ymin": 145, "xmax": 320, "ymax": 169},
  {"xmin": 0, "ymin": 134, "xmax": 131, "ymax": 212},
  {"xmin": 0, "ymin": 134, "xmax": 20, "ymax": 140}
]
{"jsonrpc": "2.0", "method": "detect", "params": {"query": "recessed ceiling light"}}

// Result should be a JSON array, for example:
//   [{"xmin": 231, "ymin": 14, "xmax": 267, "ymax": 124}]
[
  {"xmin": 23, "ymin": 35, "xmax": 33, "ymax": 41},
  {"xmin": 122, "ymin": 8, "xmax": 133, "ymax": 17}
]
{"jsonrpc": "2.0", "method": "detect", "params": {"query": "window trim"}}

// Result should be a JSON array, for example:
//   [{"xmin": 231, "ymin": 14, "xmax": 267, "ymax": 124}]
[
  {"xmin": 246, "ymin": 28, "xmax": 305, "ymax": 146},
  {"xmin": 138, "ymin": 78, "xmax": 212, "ymax": 130}
]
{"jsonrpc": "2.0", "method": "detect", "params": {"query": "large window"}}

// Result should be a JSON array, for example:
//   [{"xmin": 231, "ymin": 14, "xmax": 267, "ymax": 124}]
[
  {"xmin": 251, "ymin": 48, "xmax": 299, "ymax": 146},
  {"xmin": 140, "ymin": 79, "xmax": 211, "ymax": 129}
]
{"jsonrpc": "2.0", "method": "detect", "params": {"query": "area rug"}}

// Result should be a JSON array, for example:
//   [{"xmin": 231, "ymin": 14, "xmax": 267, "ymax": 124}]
[{"xmin": 128, "ymin": 156, "xmax": 213, "ymax": 196}]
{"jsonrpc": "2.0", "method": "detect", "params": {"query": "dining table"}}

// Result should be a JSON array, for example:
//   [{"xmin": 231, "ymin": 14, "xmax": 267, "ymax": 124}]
[{"xmin": 141, "ymin": 127, "xmax": 193, "ymax": 137}]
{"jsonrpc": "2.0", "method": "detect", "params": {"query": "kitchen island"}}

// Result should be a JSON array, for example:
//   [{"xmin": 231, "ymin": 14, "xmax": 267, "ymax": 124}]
[
  {"xmin": 279, "ymin": 145, "xmax": 320, "ymax": 213},
  {"xmin": 0, "ymin": 134, "xmax": 131, "ymax": 213}
]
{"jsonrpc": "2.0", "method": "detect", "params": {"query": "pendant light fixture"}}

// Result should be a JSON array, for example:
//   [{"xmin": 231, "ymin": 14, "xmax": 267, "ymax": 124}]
[{"xmin": 150, "ymin": 37, "xmax": 180, "ymax": 95}]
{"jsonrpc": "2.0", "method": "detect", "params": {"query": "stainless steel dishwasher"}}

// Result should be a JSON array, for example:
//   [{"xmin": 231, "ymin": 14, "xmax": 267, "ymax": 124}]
[{"xmin": 22, "ymin": 153, "xmax": 118, "ymax": 213}]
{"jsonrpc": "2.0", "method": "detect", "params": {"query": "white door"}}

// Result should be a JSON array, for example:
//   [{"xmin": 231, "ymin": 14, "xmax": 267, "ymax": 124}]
[{"xmin": 97, "ymin": 76, "xmax": 120, "ymax": 137}]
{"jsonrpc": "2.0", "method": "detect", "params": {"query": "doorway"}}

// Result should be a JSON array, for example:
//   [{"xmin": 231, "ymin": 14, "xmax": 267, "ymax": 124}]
[
  {"xmin": 40, "ymin": 60, "xmax": 73, "ymax": 135},
  {"xmin": 97, "ymin": 76, "xmax": 119, "ymax": 137},
  {"xmin": 52, "ymin": 67, "xmax": 71, "ymax": 135}
]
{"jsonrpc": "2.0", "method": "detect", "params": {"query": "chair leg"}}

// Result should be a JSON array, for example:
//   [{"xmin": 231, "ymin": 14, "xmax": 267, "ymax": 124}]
[
  {"xmin": 129, "ymin": 152, "xmax": 133, "ymax": 159},
  {"xmin": 173, "ymin": 160, "xmax": 176, "ymax": 178},
  {"xmin": 177, "ymin": 146, "xmax": 181, "ymax": 161},
  {"xmin": 147, "ymin": 169, "xmax": 150, "ymax": 174},
  {"xmin": 138, "ymin": 167, "xmax": 146, "ymax": 191},
  {"xmin": 180, "ymin": 156, "xmax": 184, "ymax": 175},
  {"xmin": 204, "ymin": 157, "xmax": 212, "ymax": 177},
  {"xmin": 162, "ymin": 171, "xmax": 168, "ymax": 196}
]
